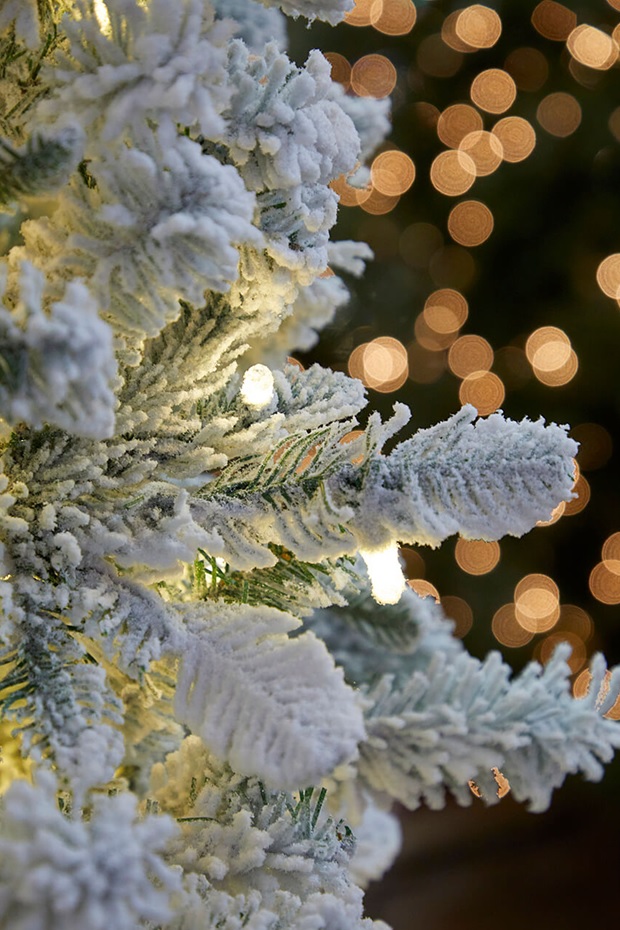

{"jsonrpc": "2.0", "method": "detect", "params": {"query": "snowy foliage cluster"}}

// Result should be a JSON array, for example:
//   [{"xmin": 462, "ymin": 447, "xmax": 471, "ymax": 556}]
[{"xmin": 0, "ymin": 1, "xmax": 618, "ymax": 928}]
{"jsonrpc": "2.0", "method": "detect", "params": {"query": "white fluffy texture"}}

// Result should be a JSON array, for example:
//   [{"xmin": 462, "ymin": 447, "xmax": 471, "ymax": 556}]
[
  {"xmin": 272, "ymin": 362, "xmax": 367, "ymax": 431},
  {"xmin": 173, "ymin": 603, "xmax": 366, "ymax": 789},
  {"xmin": 329, "ymin": 239, "xmax": 374, "ymax": 277},
  {"xmin": 259, "ymin": 0, "xmax": 355, "ymax": 25},
  {"xmin": 222, "ymin": 41, "xmax": 359, "ymax": 282},
  {"xmin": 0, "ymin": 775, "xmax": 180, "ymax": 930},
  {"xmin": 1, "ymin": 2, "xmax": 619, "ymax": 927},
  {"xmin": 213, "ymin": 0, "xmax": 287, "ymax": 51},
  {"xmin": 242, "ymin": 272, "xmax": 348, "ymax": 367},
  {"xmin": 338, "ymin": 405, "xmax": 580, "ymax": 550},
  {"xmin": 37, "ymin": 0, "xmax": 231, "ymax": 144},
  {"xmin": 348, "ymin": 802, "xmax": 402, "ymax": 888},
  {"xmin": 34, "ymin": 135, "xmax": 260, "ymax": 336},
  {"xmin": 152, "ymin": 738, "xmax": 388, "ymax": 930},
  {"xmin": 193, "ymin": 406, "xmax": 577, "ymax": 572},
  {"xmin": 314, "ymin": 588, "xmax": 620, "ymax": 814},
  {"xmin": 246, "ymin": 241, "xmax": 373, "ymax": 366},
  {"xmin": 360, "ymin": 647, "xmax": 620, "ymax": 813},
  {"xmin": 332, "ymin": 92, "xmax": 392, "ymax": 162},
  {"xmin": 0, "ymin": 0, "xmax": 39, "ymax": 48},
  {"xmin": 0, "ymin": 261, "xmax": 117, "ymax": 439}
]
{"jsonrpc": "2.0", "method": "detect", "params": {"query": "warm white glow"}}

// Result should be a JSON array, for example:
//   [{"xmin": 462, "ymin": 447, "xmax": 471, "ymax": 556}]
[
  {"xmin": 360, "ymin": 542, "xmax": 406, "ymax": 605},
  {"xmin": 240, "ymin": 364, "xmax": 275, "ymax": 410},
  {"xmin": 94, "ymin": 0, "xmax": 112, "ymax": 33}
]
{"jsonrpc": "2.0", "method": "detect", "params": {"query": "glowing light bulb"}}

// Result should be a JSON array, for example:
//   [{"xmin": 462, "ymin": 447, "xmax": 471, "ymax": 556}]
[
  {"xmin": 240, "ymin": 364, "xmax": 275, "ymax": 410},
  {"xmin": 94, "ymin": 0, "xmax": 112, "ymax": 33},
  {"xmin": 360, "ymin": 542, "xmax": 406, "ymax": 605}
]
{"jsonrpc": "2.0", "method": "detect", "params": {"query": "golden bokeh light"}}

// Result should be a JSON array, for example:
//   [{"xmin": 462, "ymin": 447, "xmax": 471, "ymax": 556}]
[
  {"xmin": 423, "ymin": 288, "xmax": 469, "ymax": 334},
  {"xmin": 566, "ymin": 25, "xmax": 619, "ymax": 71},
  {"xmin": 459, "ymin": 371, "xmax": 505, "ymax": 415},
  {"xmin": 399, "ymin": 546, "xmax": 426, "ymax": 579},
  {"xmin": 531, "ymin": 339, "xmax": 572, "ymax": 372},
  {"xmin": 448, "ymin": 334, "xmax": 494, "ymax": 378},
  {"xmin": 596, "ymin": 253, "xmax": 620, "ymax": 299},
  {"xmin": 371, "ymin": 150, "xmax": 416, "ymax": 196},
  {"xmin": 493, "ymin": 768, "xmax": 511, "ymax": 799},
  {"xmin": 330, "ymin": 174, "xmax": 371, "ymax": 207},
  {"xmin": 536, "ymin": 92, "xmax": 582, "ymax": 137},
  {"xmin": 344, "ymin": 0, "xmax": 374, "ymax": 27},
  {"xmin": 537, "ymin": 632, "xmax": 586, "ymax": 674},
  {"xmin": 571, "ymin": 422, "xmax": 613, "ymax": 471},
  {"xmin": 514, "ymin": 573, "xmax": 560, "ymax": 633},
  {"xmin": 531, "ymin": 1, "xmax": 577, "ymax": 41},
  {"xmin": 399, "ymin": 222, "xmax": 443, "ymax": 269},
  {"xmin": 525, "ymin": 325, "xmax": 570, "ymax": 363},
  {"xmin": 359, "ymin": 186, "xmax": 400, "ymax": 215},
  {"xmin": 407, "ymin": 341, "xmax": 447, "ymax": 383},
  {"xmin": 407, "ymin": 578, "xmax": 440, "ymax": 601},
  {"xmin": 414, "ymin": 312, "xmax": 457, "ymax": 351},
  {"xmin": 504, "ymin": 47, "xmax": 549, "ymax": 92},
  {"xmin": 455, "ymin": 5, "xmax": 502, "ymax": 50},
  {"xmin": 348, "ymin": 342, "xmax": 369, "ymax": 381},
  {"xmin": 572, "ymin": 668, "xmax": 591, "ymax": 699},
  {"xmin": 430, "ymin": 150, "xmax": 476, "ymax": 196},
  {"xmin": 324, "ymin": 52, "xmax": 352, "ymax": 91},
  {"xmin": 602, "ymin": 532, "xmax": 620, "ymax": 562},
  {"xmin": 525, "ymin": 326, "xmax": 577, "ymax": 386},
  {"xmin": 370, "ymin": 0, "xmax": 417, "ymax": 35},
  {"xmin": 470, "ymin": 69, "xmax": 517, "ymax": 114},
  {"xmin": 514, "ymin": 573, "xmax": 559, "ymax": 602},
  {"xmin": 442, "ymin": 11, "xmax": 475, "ymax": 53},
  {"xmin": 437, "ymin": 104, "xmax": 484, "ymax": 149},
  {"xmin": 492, "ymin": 604, "xmax": 534, "ymax": 647},
  {"xmin": 492, "ymin": 117, "xmax": 537, "ymax": 163},
  {"xmin": 448, "ymin": 200, "xmax": 494, "ymax": 246},
  {"xmin": 589, "ymin": 560, "xmax": 620, "ymax": 604},
  {"xmin": 459, "ymin": 130, "xmax": 503, "ymax": 176},
  {"xmin": 558, "ymin": 604, "xmax": 593, "ymax": 642},
  {"xmin": 351, "ymin": 54, "xmax": 397, "ymax": 97},
  {"xmin": 573, "ymin": 668, "xmax": 620, "ymax": 719},
  {"xmin": 417, "ymin": 33, "xmax": 464, "ymax": 78},
  {"xmin": 533, "ymin": 349, "xmax": 578, "ymax": 386},
  {"xmin": 361, "ymin": 336, "xmax": 409, "ymax": 391},
  {"xmin": 454, "ymin": 538, "xmax": 500, "ymax": 574},
  {"xmin": 563, "ymin": 473, "xmax": 590, "ymax": 516},
  {"xmin": 441, "ymin": 595, "xmax": 474, "ymax": 637}
]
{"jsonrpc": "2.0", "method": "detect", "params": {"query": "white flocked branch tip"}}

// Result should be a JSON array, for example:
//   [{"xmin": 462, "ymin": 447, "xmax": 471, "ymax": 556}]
[
  {"xmin": 240, "ymin": 364, "xmax": 275, "ymax": 410},
  {"xmin": 360, "ymin": 542, "xmax": 406, "ymax": 605}
]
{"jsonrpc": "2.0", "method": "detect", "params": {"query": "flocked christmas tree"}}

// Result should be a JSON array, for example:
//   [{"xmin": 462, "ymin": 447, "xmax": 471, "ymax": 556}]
[{"xmin": 0, "ymin": 1, "xmax": 619, "ymax": 928}]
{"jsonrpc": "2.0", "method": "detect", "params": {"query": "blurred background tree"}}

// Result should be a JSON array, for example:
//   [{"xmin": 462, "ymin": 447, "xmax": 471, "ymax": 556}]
[{"xmin": 289, "ymin": 2, "xmax": 620, "ymax": 927}]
